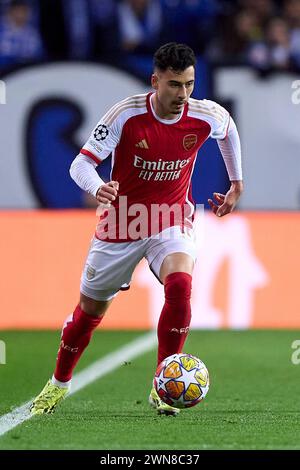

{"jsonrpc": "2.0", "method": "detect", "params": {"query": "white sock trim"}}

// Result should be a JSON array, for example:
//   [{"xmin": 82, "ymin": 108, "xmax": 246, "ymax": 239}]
[{"xmin": 51, "ymin": 375, "xmax": 71, "ymax": 389}]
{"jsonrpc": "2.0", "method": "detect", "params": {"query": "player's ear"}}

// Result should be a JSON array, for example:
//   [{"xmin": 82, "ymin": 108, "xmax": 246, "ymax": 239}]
[{"xmin": 151, "ymin": 73, "xmax": 158, "ymax": 90}]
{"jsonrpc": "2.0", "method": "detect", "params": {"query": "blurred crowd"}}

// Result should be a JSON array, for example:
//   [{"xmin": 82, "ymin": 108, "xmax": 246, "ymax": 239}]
[{"xmin": 0, "ymin": 0, "xmax": 300, "ymax": 72}]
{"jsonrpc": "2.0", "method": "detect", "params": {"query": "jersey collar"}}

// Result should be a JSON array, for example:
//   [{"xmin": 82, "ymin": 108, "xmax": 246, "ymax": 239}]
[{"xmin": 147, "ymin": 92, "xmax": 186, "ymax": 125}]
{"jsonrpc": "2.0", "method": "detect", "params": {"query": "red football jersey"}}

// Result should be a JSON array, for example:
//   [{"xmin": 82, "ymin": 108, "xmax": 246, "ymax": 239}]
[{"xmin": 81, "ymin": 92, "xmax": 230, "ymax": 241}]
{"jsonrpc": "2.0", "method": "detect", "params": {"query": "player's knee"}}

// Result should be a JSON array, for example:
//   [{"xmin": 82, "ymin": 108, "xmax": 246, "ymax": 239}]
[
  {"xmin": 80, "ymin": 303, "xmax": 105, "ymax": 318},
  {"xmin": 164, "ymin": 272, "xmax": 192, "ymax": 302},
  {"xmin": 80, "ymin": 294, "xmax": 111, "ymax": 318}
]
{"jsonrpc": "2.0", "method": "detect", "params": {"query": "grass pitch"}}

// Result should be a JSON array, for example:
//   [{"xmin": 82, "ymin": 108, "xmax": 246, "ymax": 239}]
[{"xmin": 0, "ymin": 330, "xmax": 299, "ymax": 450}]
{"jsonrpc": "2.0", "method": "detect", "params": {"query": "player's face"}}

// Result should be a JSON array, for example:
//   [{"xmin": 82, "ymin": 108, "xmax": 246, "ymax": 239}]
[{"xmin": 151, "ymin": 66, "xmax": 195, "ymax": 118}]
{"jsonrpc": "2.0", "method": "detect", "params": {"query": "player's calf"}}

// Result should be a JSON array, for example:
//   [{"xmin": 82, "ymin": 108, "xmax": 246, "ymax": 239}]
[{"xmin": 157, "ymin": 272, "xmax": 192, "ymax": 365}]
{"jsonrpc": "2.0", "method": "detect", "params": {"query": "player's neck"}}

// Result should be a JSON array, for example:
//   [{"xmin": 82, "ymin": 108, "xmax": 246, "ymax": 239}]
[{"xmin": 152, "ymin": 93, "xmax": 177, "ymax": 120}]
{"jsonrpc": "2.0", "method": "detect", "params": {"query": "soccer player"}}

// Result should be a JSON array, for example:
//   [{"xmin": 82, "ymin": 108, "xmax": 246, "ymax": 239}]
[{"xmin": 31, "ymin": 42, "xmax": 243, "ymax": 416}]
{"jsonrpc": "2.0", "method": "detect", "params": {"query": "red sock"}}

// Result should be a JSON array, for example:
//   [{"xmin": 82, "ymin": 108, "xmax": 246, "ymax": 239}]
[
  {"xmin": 54, "ymin": 304, "xmax": 102, "ymax": 383},
  {"xmin": 157, "ymin": 272, "xmax": 192, "ymax": 365}
]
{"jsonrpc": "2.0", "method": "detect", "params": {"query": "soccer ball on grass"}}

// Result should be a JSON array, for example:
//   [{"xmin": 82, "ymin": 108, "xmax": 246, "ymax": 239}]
[{"xmin": 154, "ymin": 353, "xmax": 209, "ymax": 409}]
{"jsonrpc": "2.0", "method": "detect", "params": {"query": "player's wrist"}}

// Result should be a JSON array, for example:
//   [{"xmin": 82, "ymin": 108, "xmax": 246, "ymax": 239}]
[
  {"xmin": 94, "ymin": 181, "xmax": 105, "ymax": 198},
  {"xmin": 230, "ymin": 180, "xmax": 244, "ymax": 194},
  {"xmin": 96, "ymin": 184, "xmax": 103, "ymax": 196}
]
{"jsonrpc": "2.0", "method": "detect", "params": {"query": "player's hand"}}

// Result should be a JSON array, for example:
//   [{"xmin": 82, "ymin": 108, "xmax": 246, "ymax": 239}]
[
  {"xmin": 208, "ymin": 181, "xmax": 243, "ymax": 217},
  {"xmin": 96, "ymin": 181, "xmax": 119, "ymax": 205}
]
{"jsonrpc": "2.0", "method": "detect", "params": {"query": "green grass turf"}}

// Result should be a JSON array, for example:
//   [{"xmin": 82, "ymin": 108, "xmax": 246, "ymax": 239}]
[{"xmin": 0, "ymin": 330, "xmax": 300, "ymax": 450}]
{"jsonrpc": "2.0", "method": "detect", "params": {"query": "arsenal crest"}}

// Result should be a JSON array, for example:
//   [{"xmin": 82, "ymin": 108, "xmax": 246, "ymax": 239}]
[
  {"xmin": 86, "ymin": 265, "xmax": 96, "ymax": 280},
  {"xmin": 183, "ymin": 134, "xmax": 197, "ymax": 151}
]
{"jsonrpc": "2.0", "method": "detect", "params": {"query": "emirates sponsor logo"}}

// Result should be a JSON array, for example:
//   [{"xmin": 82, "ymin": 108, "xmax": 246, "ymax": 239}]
[
  {"xmin": 134, "ymin": 155, "xmax": 190, "ymax": 171},
  {"xmin": 133, "ymin": 155, "xmax": 191, "ymax": 182},
  {"xmin": 183, "ymin": 134, "xmax": 197, "ymax": 151}
]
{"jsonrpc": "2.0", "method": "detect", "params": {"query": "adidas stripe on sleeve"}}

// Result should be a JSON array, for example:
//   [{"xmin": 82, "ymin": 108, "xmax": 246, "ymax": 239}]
[{"xmin": 80, "ymin": 94, "xmax": 147, "ymax": 163}]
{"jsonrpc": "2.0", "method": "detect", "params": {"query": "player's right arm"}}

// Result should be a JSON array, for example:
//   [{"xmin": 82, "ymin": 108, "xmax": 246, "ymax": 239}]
[
  {"xmin": 69, "ymin": 106, "xmax": 122, "ymax": 204},
  {"xmin": 69, "ymin": 153, "xmax": 119, "ymax": 204}
]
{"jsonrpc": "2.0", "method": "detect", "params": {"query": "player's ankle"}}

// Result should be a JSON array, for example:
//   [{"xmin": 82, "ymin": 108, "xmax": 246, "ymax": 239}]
[{"xmin": 51, "ymin": 375, "xmax": 71, "ymax": 389}]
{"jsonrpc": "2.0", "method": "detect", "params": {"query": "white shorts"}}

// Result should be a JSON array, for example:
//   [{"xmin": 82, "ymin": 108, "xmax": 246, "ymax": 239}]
[{"xmin": 80, "ymin": 226, "xmax": 197, "ymax": 301}]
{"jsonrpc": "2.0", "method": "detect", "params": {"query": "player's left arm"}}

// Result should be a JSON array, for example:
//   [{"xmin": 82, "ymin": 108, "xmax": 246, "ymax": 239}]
[{"xmin": 208, "ymin": 116, "xmax": 243, "ymax": 217}]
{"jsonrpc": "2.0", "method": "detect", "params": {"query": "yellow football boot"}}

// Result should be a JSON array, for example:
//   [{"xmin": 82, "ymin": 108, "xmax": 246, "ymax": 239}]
[
  {"xmin": 149, "ymin": 387, "xmax": 180, "ymax": 416},
  {"xmin": 30, "ymin": 380, "xmax": 69, "ymax": 415}
]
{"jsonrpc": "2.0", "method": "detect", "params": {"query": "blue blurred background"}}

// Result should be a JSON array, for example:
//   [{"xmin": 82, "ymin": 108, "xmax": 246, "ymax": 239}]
[{"xmin": 1, "ymin": 0, "xmax": 299, "ymax": 210}]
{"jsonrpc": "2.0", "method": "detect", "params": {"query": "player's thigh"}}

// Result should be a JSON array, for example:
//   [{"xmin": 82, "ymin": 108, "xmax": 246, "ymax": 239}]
[
  {"xmin": 80, "ymin": 236, "xmax": 146, "ymax": 301},
  {"xmin": 145, "ymin": 226, "xmax": 197, "ymax": 284}
]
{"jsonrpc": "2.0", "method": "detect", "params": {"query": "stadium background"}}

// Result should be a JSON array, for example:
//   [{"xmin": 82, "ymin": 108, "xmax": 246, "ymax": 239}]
[
  {"xmin": 0, "ymin": 0, "xmax": 299, "ymax": 330},
  {"xmin": 0, "ymin": 0, "xmax": 300, "ymax": 452}
]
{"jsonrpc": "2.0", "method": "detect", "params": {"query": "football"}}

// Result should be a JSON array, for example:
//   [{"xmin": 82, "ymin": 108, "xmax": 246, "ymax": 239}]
[{"xmin": 154, "ymin": 353, "xmax": 209, "ymax": 409}]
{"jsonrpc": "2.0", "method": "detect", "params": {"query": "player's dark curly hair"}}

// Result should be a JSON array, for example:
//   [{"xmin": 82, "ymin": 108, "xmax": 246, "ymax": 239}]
[{"xmin": 154, "ymin": 42, "xmax": 196, "ymax": 72}]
